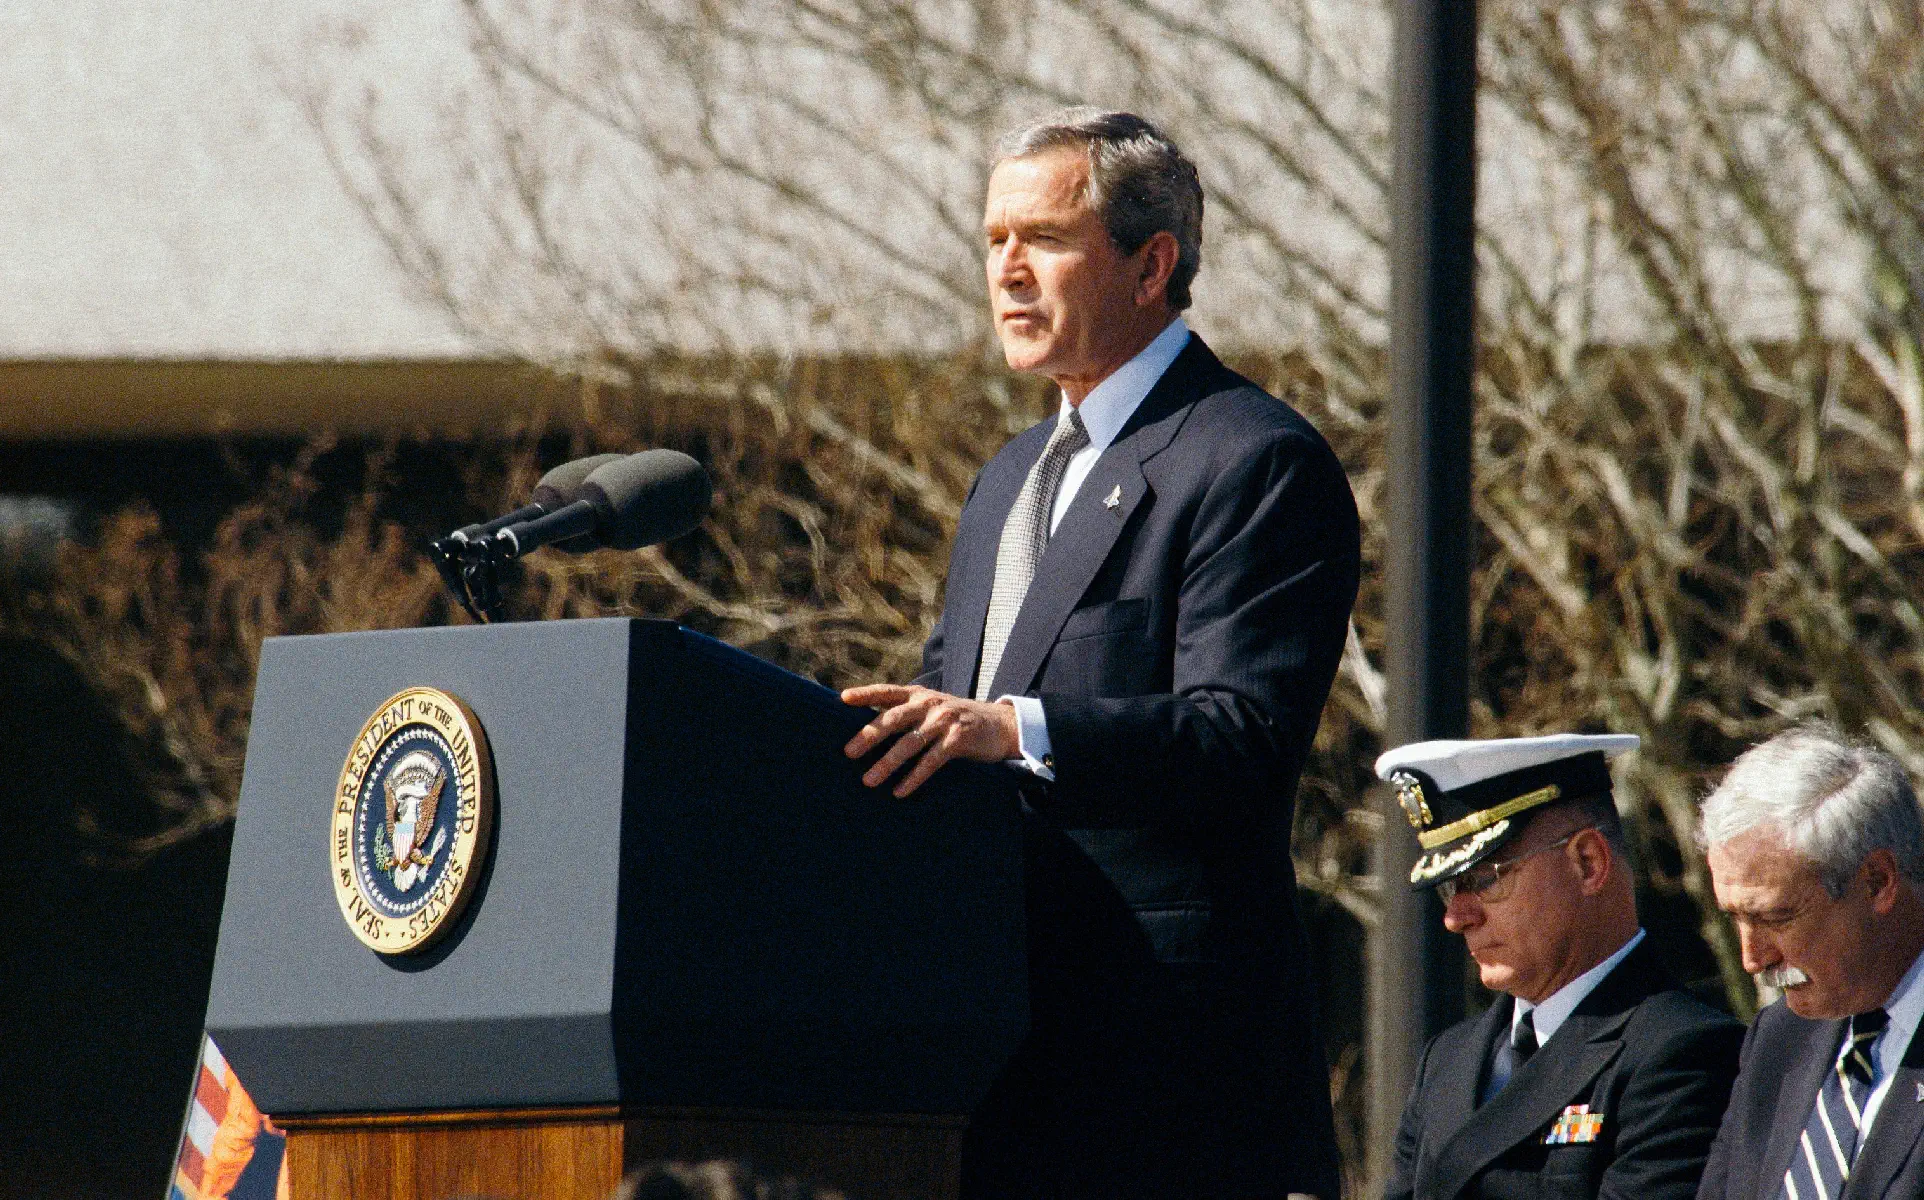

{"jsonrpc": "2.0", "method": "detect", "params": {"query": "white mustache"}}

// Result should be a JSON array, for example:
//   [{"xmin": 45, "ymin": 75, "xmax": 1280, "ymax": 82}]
[{"xmin": 1758, "ymin": 964, "xmax": 1811, "ymax": 990}]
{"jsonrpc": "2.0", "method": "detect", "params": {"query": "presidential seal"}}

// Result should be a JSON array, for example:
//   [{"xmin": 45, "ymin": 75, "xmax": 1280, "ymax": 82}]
[{"xmin": 331, "ymin": 687, "xmax": 495, "ymax": 954}]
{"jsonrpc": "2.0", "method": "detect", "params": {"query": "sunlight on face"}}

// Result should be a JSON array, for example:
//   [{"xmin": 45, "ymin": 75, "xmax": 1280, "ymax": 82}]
[
  {"xmin": 1708, "ymin": 828, "xmax": 1880, "ymax": 1020},
  {"xmin": 1439, "ymin": 830, "xmax": 1587, "ymax": 1005},
  {"xmin": 982, "ymin": 147, "xmax": 1149, "ymax": 398}
]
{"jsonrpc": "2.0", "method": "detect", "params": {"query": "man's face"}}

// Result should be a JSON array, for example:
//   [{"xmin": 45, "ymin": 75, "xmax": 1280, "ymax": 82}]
[
  {"xmin": 983, "ymin": 147, "xmax": 1151, "ymax": 395},
  {"xmin": 1440, "ymin": 823, "xmax": 1587, "ymax": 1004},
  {"xmin": 1708, "ymin": 827, "xmax": 1883, "ymax": 1019}
]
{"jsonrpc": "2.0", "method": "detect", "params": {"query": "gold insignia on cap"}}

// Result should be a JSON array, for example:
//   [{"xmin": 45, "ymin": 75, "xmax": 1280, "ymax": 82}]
[
  {"xmin": 1417, "ymin": 784, "xmax": 1561, "ymax": 850},
  {"xmin": 1390, "ymin": 770, "xmax": 1433, "ymax": 830},
  {"xmin": 1410, "ymin": 820, "xmax": 1512, "ymax": 885}
]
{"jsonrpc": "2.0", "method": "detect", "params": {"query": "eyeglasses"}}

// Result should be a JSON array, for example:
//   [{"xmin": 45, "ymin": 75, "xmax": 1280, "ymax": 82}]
[{"xmin": 1436, "ymin": 833, "xmax": 1580, "ymax": 904}]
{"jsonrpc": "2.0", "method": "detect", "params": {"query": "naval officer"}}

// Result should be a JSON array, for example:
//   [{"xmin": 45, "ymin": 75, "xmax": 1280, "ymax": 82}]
[{"xmin": 1378, "ymin": 734, "xmax": 1742, "ymax": 1200}]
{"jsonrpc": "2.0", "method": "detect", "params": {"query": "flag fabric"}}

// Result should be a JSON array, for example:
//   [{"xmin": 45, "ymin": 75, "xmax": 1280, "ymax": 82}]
[{"xmin": 168, "ymin": 1036, "xmax": 287, "ymax": 1200}]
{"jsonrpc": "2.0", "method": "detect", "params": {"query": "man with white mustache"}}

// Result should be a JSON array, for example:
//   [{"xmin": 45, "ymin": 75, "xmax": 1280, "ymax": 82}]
[{"xmin": 1698, "ymin": 723, "xmax": 1924, "ymax": 1200}]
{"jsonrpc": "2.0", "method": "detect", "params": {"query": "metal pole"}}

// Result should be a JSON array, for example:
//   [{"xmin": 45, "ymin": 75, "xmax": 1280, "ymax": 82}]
[{"xmin": 1368, "ymin": 0, "xmax": 1477, "ymax": 1190}]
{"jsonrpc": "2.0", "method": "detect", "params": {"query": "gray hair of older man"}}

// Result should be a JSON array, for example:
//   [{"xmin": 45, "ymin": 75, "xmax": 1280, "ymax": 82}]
[
  {"xmin": 1697, "ymin": 722, "xmax": 1924, "ymax": 895},
  {"xmin": 993, "ymin": 107, "xmax": 1204, "ymax": 311}
]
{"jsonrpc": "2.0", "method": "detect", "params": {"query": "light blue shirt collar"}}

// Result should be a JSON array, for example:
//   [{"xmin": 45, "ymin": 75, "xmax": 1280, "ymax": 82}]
[
  {"xmin": 1055, "ymin": 316, "xmax": 1190, "ymax": 451},
  {"xmin": 1857, "ymin": 942, "xmax": 1924, "ymax": 1134},
  {"xmin": 1871, "ymin": 942, "xmax": 1924, "ymax": 1082}
]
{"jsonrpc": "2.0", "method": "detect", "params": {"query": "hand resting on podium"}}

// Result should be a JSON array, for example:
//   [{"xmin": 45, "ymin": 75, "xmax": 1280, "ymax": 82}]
[{"xmin": 840, "ymin": 684, "xmax": 1021, "ymax": 797}]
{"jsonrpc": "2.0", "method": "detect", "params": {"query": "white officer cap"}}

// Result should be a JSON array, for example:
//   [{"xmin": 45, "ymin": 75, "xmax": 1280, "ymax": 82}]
[{"xmin": 1374, "ymin": 734, "xmax": 1639, "ymax": 889}]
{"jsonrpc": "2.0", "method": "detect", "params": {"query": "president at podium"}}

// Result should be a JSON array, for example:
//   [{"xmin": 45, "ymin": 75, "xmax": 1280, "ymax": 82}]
[{"xmin": 843, "ymin": 108, "xmax": 1361, "ymax": 1200}]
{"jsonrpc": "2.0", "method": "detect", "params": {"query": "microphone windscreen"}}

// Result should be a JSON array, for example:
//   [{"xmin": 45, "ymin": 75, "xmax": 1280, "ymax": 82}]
[
  {"xmin": 530, "ymin": 453, "xmax": 625, "ymax": 509},
  {"xmin": 582, "ymin": 450, "xmax": 713, "ymax": 551}
]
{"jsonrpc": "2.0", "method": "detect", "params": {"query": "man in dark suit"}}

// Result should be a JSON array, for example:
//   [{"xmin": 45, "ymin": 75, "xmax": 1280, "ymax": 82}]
[
  {"xmin": 841, "ymin": 109, "xmax": 1359, "ymax": 1199},
  {"xmin": 1376, "ymin": 735, "xmax": 1743, "ymax": 1200},
  {"xmin": 1697, "ymin": 724, "xmax": 1924, "ymax": 1200}
]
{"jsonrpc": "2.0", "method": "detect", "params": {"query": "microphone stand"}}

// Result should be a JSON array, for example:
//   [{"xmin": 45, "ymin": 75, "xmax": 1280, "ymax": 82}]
[
  {"xmin": 427, "ymin": 535, "xmax": 509, "ymax": 624},
  {"xmin": 463, "ymin": 539, "xmax": 510, "ymax": 624},
  {"xmin": 427, "ymin": 537, "xmax": 480, "ymax": 621}
]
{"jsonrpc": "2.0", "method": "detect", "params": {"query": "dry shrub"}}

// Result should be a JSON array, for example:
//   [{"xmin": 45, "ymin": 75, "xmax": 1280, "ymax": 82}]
[
  {"xmin": 511, "ymin": 352, "xmax": 1046, "ymax": 685},
  {"xmin": 0, "ymin": 443, "xmax": 457, "ymax": 857},
  {"xmin": 0, "ymin": 360, "xmax": 1046, "ymax": 857}
]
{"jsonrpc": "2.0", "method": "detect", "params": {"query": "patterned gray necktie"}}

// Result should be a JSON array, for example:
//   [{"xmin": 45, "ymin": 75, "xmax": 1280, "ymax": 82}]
[
  {"xmin": 1780, "ymin": 1007, "xmax": 1889, "ymax": 1200},
  {"xmin": 975, "ymin": 408, "xmax": 1090, "ymax": 700}
]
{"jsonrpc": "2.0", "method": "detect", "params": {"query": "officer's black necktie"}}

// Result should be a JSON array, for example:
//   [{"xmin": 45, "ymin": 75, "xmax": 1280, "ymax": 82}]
[
  {"xmin": 1513, "ymin": 1009, "xmax": 1539, "ymax": 1068},
  {"xmin": 1779, "ymin": 1007, "xmax": 1889, "ymax": 1200},
  {"xmin": 1480, "ymin": 1006, "xmax": 1539, "ymax": 1105}
]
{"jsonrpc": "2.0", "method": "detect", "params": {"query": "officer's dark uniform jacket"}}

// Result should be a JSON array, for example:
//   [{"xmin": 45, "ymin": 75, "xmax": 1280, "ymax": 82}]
[{"xmin": 1383, "ymin": 937, "xmax": 1742, "ymax": 1200}]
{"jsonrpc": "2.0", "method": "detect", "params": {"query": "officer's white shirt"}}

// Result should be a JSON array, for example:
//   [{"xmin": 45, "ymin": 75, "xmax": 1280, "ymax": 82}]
[{"xmin": 1486, "ymin": 927, "xmax": 1647, "ymax": 1098}]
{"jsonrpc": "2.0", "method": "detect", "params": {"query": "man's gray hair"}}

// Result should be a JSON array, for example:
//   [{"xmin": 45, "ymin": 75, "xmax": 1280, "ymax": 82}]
[
  {"xmin": 993, "ymin": 107, "xmax": 1204, "ymax": 310},
  {"xmin": 1697, "ymin": 722, "xmax": 1924, "ymax": 894}
]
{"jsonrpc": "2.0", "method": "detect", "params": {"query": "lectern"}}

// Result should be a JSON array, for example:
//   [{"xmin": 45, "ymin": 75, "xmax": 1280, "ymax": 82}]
[{"xmin": 204, "ymin": 619, "xmax": 1028, "ymax": 1199}]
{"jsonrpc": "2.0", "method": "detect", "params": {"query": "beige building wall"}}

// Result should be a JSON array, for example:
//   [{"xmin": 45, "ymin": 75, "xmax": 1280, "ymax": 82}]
[{"xmin": 0, "ymin": 360, "xmax": 580, "ymax": 440}]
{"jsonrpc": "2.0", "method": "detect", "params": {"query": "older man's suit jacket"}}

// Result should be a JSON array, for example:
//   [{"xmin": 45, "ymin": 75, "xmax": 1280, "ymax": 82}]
[
  {"xmin": 1383, "ymin": 939, "xmax": 1743, "ymax": 1200},
  {"xmin": 918, "ymin": 334, "xmax": 1360, "ymax": 1199},
  {"xmin": 1698, "ymin": 1000, "xmax": 1924, "ymax": 1200}
]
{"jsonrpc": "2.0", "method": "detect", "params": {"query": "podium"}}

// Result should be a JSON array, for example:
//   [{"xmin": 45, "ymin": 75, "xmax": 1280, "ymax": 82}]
[{"xmin": 204, "ymin": 619, "xmax": 1028, "ymax": 1199}]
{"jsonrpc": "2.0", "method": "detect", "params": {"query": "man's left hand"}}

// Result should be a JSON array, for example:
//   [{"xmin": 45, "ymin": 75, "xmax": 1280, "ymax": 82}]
[{"xmin": 840, "ymin": 684, "xmax": 1021, "ymax": 796}]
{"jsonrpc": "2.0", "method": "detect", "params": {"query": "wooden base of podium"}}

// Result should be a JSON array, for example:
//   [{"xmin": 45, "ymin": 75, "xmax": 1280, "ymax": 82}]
[{"xmin": 277, "ymin": 1105, "xmax": 967, "ymax": 1200}]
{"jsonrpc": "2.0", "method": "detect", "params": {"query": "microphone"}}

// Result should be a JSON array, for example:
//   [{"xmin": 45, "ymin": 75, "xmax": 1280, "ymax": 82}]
[
  {"xmin": 492, "ymin": 450, "xmax": 711, "ymax": 559},
  {"xmin": 442, "ymin": 453, "xmax": 624, "ymax": 547}
]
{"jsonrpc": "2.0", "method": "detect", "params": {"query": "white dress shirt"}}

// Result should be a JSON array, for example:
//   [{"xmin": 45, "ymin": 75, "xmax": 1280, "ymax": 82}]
[
  {"xmin": 1486, "ymin": 928, "xmax": 1647, "ymax": 1098},
  {"xmin": 996, "ymin": 316, "xmax": 1191, "ymax": 779}
]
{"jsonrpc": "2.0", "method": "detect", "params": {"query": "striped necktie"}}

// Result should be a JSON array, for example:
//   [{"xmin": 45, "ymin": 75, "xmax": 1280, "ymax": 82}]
[
  {"xmin": 975, "ymin": 408, "xmax": 1089, "ymax": 700},
  {"xmin": 1780, "ymin": 1008, "xmax": 1889, "ymax": 1200}
]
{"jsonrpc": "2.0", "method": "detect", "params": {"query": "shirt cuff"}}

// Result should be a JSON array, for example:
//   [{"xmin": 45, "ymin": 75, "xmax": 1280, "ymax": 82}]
[{"xmin": 998, "ymin": 694, "xmax": 1055, "ymax": 780}]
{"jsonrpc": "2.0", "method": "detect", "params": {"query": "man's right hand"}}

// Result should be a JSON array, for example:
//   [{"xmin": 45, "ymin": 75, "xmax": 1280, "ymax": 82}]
[{"xmin": 840, "ymin": 683, "xmax": 1021, "ymax": 797}]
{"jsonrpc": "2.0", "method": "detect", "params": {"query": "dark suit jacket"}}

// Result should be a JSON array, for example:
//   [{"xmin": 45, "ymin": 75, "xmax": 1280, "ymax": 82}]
[
  {"xmin": 1384, "ymin": 938, "xmax": 1743, "ymax": 1200},
  {"xmin": 920, "ymin": 334, "xmax": 1360, "ymax": 1199},
  {"xmin": 1698, "ymin": 1000, "xmax": 1924, "ymax": 1200}
]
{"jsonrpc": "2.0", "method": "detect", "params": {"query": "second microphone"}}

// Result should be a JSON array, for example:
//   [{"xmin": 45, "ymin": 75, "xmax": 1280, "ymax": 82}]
[{"xmin": 491, "ymin": 450, "xmax": 712, "ymax": 560}]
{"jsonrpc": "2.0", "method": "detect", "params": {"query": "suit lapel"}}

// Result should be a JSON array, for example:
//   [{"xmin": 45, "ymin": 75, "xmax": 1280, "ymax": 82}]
[
  {"xmin": 981, "ymin": 339, "xmax": 1212, "ymax": 699},
  {"xmin": 1438, "ymin": 997, "xmax": 1514, "ymax": 1143},
  {"xmin": 1426, "ymin": 940, "xmax": 1666, "ymax": 1200},
  {"xmin": 983, "ymin": 454, "xmax": 1151, "ymax": 699},
  {"xmin": 1846, "ymin": 1023, "xmax": 1924, "ymax": 1200},
  {"xmin": 1428, "ymin": 1013, "xmax": 1628, "ymax": 1199},
  {"xmin": 1763, "ymin": 1016, "xmax": 1845, "ymax": 1200}
]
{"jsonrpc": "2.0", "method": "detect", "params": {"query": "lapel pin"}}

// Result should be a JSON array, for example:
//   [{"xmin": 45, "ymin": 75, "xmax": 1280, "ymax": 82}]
[
  {"xmin": 1103, "ymin": 485, "xmax": 1122, "ymax": 510},
  {"xmin": 1915, "ymin": 1081, "xmax": 1923, "ymax": 1103}
]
